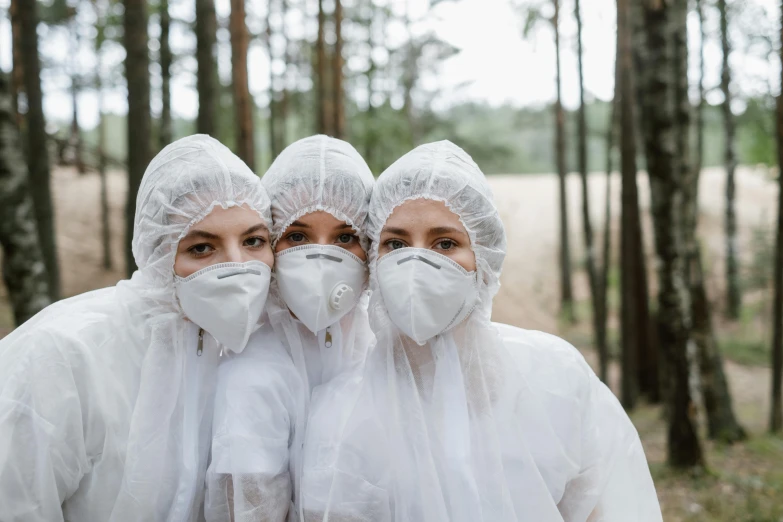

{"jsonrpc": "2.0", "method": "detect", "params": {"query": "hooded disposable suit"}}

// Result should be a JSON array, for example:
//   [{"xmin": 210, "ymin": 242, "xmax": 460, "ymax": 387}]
[
  {"xmin": 205, "ymin": 135, "xmax": 376, "ymax": 522},
  {"xmin": 300, "ymin": 141, "xmax": 663, "ymax": 521},
  {"xmin": 0, "ymin": 135, "xmax": 272, "ymax": 521}
]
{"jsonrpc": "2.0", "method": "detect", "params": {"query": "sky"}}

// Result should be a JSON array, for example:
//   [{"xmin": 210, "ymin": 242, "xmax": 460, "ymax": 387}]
[{"xmin": 0, "ymin": 0, "xmax": 780, "ymax": 130}]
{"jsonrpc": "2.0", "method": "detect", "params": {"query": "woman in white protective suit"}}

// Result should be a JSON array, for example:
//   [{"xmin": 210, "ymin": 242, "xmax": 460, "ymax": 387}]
[
  {"xmin": 0, "ymin": 135, "xmax": 276, "ymax": 521},
  {"xmin": 205, "ymin": 135, "xmax": 375, "ymax": 521},
  {"xmin": 301, "ymin": 141, "xmax": 663, "ymax": 522}
]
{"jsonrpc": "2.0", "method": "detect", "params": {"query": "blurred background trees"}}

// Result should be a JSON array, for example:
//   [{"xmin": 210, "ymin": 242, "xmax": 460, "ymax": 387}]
[{"xmin": 2, "ymin": 0, "xmax": 783, "ymax": 513}]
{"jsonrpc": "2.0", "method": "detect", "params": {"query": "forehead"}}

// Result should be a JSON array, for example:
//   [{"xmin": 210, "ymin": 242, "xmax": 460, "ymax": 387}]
[
  {"xmin": 190, "ymin": 204, "xmax": 266, "ymax": 231},
  {"xmin": 383, "ymin": 199, "xmax": 465, "ymax": 233}
]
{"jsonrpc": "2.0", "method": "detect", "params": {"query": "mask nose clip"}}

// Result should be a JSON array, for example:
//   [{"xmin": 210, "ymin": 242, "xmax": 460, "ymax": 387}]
[{"xmin": 329, "ymin": 282, "xmax": 355, "ymax": 311}]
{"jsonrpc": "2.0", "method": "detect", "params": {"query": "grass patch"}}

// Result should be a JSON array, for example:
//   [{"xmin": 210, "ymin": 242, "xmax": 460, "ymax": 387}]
[{"xmin": 719, "ymin": 337, "xmax": 770, "ymax": 366}]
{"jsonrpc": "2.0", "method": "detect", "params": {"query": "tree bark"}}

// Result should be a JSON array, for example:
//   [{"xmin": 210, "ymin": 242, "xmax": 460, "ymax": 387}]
[
  {"xmin": 196, "ymin": 0, "xmax": 217, "ymax": 136},
  {"xmin": 278, "ymin": 0, "xmax": 290, "ymax": 151},
  {"xmin": 691, "ymin": 0, "xmax": 746, "ymax": 443},
  {"xmin": 316, "ymin": 0, "xmax": 333, "ymax": 136},
  {"xmin": 10, "ymin": 0, "xmax": 23, "ymax": 126},
  {"xmin": 123, "ymin": 0, "xmax": 152, "ymax": 276},
  {"xmin": 719, "ymin": 0, "xmax": 741, "ymax": 320},
  {"xmin": 19, "ymin": 0, "xmax": 60, "ymax": 301},
  {"xmin": 159, "ymin": 0, "xmax": 173, "ymax": 148},
  {"xmin": 266, "ymin": 1, "xmax": 279, "ymax": 159},
  {"xmin": 640, "ymin": 0, "xmax": 703, "ymax": 468},
  {"xmin": 70, "ymin": 19, "xmax": 85, "ymax": 174},
  {"xmin": 553, "ymin": 0, "xmax": 574, "ymax": 323},
  {"xmin": 770, "ymin": 0, "xmax": 783, "ymax": 434},
  {"xmin": 332, "ymin": 0, "xmax": 346, "ymax": 139},
  {"xmin": 0, "ymin": 72, "xmax": 51, "ymax": 325},
  {"xmin": 230, "ymin": 0, "xmax": 255, "ymax": 170},
  {"xmin": 97, "ymin": 54, "xmax": 112, "ymax": 271}
]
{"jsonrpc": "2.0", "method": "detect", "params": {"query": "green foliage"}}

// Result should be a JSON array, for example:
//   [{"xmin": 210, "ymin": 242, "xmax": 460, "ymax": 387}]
[{"xmin": 737, "ymin": 96, "xmax": 777, "ymax": 166}]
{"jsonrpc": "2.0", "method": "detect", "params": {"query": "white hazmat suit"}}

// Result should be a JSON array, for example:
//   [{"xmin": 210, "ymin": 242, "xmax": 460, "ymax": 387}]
[
  {"xmin": 301, "ymin": 141, "xmax": 663, "ymax": 521},
  {"xmin": 205, "ymin": 135, "xmax": 376, "ymax": 522},
  {"xmin": 0, "ymin": 135, "xmax": 272, "ymax": 521}
]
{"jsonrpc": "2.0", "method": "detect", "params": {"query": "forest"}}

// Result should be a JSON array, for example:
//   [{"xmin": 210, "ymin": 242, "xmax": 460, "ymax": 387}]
[{"xmin": 1, "ymin": 0, "xmax": 783, "ymax": 519}]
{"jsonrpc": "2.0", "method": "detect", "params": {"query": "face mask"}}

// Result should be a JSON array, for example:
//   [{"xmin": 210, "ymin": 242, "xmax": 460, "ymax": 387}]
[
  {"xmin": 377, "ymin": 248, "xmax": 478, "ymax": 344},
  {"xmin": 275, "ymin": 244, "xmax": 367, "ymax": 333},
  {"xmin": 175, "ymin": 260, "xmax": 272, "ymax": 354}
]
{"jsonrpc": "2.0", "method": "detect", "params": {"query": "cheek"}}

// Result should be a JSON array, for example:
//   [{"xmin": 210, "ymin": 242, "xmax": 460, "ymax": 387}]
[
  {"xmin": 249, "ymin": 244, "xmax": 275, "ymax": 268},
  {"xmin": 452, "ymin": 247, "xmax": 477, "ymax": 272},
  {"xmin": 348, "ymin": 242, "xmax": 367, "ymax": 261},
  {"xmin": 173, "ymin": 252, "xmax": 205, "ymax": 278}
]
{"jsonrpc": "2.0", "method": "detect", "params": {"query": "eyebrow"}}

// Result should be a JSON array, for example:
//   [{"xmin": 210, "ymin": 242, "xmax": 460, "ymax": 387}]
[
  {"xmin": 429, "ymin": 226, "xmax": 467, "ymax": 237},
  {"xmin": 381, "ymin": 226, "xmax": 411, "ymax": 237},
  {"xmin": 242, "ymin": 223, "xmax": 269, "ymax": 236},
  {"xmin": 288, "ymin": 220, "xmax": 310, "ymax": 229},
  {"xmin": 182, "ymin": 229, "xmax": 220, "ymax": 241},
  {"xmin": 333, "ymin": 223, "xmax": 355, "ymax": 231}
]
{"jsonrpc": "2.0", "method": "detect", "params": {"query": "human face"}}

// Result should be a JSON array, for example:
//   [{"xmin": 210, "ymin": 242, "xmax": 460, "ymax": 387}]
[
  {"xmin": 174, "ymin": 205, "xmax": 273, "ymax": 277},
  {"xmin": 275, "ymin": 210, "xmax": 366, "ymax": 261},
  {"xmin": 378, "ymin": 198, "xmax": 476, "ymax": 272}
]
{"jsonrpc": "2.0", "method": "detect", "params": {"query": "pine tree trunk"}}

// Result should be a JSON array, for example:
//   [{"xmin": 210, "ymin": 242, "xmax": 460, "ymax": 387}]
[
  {"xmin": 554, "ymin": 0, "xmax": 574, "ymax": 323},
  {"xmin": 770, "ymin": 0, "xmax": 783, "ymax": 434},
  {"xmin": 719, "ymin": 0, "xmax": 741, "ymax": 319},
  {"xmin": 598, "ymin": 59, "xmax": 619, "ymax": 385},
  {"xmin": 266, "ymin": 2, "xmax": 279, "ymax": 160},
  {"xmin": 230, "ymin": 0, "xmax": 255, "ymax": 170},
  {"xmin": 196, "ymin": 0, "xmax": 217, "ymax": 136},
  {"xmin": 19, "ymin": 0, "xmax": 59, "ymax": 301},
  {"xmin": 70, "ymin": 20, "xmax": 85, "ymax": 174},
  {"xmin": 332, "ymin": 0, "xmax": 345, "ymax": 139},
  {"xmin": 159, "ymin": 0, "xmax": 173, "ymax": 148},
  {"xmin": 97, "ymin": 60, "xmax": 112, "ymax": 271},
  {"xmin": 10, "ymin": 0, "xmax": 23, "ymax": 126},
  {"xmin": 691, "ymin": 0, "xmax": 746, "ymax": 443},
  {"xmin": 316, "ymin": 0, "xmax": 332, "ymax": 136},
  {"xmin": 640, "ymin": 0, "xmax": 703, "ymax": 468},
  {"xmin": 279, "ymin": 0, "xmax": 289, "ymax": 150},
  {"xmin": 0, "ymin": 72, "xmax": 51, "ymax": 325},
  {"xmin": 123, "ymin": 0, "xmax": 152, "ymax": 277}
]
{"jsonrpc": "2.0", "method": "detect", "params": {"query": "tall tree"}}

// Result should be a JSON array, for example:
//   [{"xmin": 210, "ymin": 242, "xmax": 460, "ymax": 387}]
[
  {"xmin": 771, "ymin": 0, "xmax": 783, "ymax": 434},
  {"xmin": 123, "ymin": 0, "xmax": 152, "ymax": 276},
  {"xmin": 0, "ymin": 72, "xmax": 51, "ymax": 325},
  {"xmin": 196, "ymin": 0, "xmax": 217, "ymax": 136},
  {"xmin": 266, "ymin": 0, "xmax": 279, "ymax": 159},
  {"xmin": 316, "ymin": 0, "xmax": 333, "ymax": 136},
  {"xmin": 95, "ymin": 0, "xmax": 112, "ymax": 271},
  {"xmin": 553, "ymin": 0, "xmax": 574, "ymax": 322},
  {"xmin": 19, "ymin": 0, "xmax": 60, "ymax": 300},
  {"xmin": 332, "ymin": 0, "xmax": 346, "ymax": 139},
  {"xmin": 693, "ymin": 0, "xmax": 746, "ymax": 443},
  {"xmin": 10, "ymin": 0, "xmax": 23, "ymax": 125},
  {"xmin": 69, "ymin": 14, "xmax": 86, "ymax": 174},
  {"xmin": 230, "ymin": 0, "xmax": 255, "ymax": 169},
  {"xmin": 575, "ymin": 0, "xmax": 602, "ymax": 363},
  {"xmin": 639, "ymin": 0, "xmax": 703, "ymax": 467},
  {"xmin": 618, "ymin": 0, "xmax": 652, "ymax": 408},
  {"xmin": 720, "ymin": 0, "xmax": 741, "ymax": 319},
  {"xmin": 159, "ymin": 0, "xmax": 173, "ymax": 148}
]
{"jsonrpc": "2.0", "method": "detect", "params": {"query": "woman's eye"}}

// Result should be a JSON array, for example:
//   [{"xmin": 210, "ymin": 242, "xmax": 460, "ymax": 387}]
[
  {"xmin": 244, "ymin": 237, "xmax": 266, "ymax": 248},
  {"xmin": 388, "ymin": 240, "xmax": 405, "ymax": 250},
  {"xmin": 437, "ymin": 239, "xmax": 455, "ymax": 250},
  {"xmin": 288, "ymin": 232, "xmax": 306, "ymax": 243},
  {"xmin": 337, "ymin": 233, "xmax": 355, "ymax": 244},
  {"xmin": 189, "ymin": 244, "xmax": 213, "ymax": 256}
]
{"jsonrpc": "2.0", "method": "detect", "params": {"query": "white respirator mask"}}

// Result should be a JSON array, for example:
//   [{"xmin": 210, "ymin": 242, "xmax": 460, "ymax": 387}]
[
  {"xmin": 275, "ymin": 244, "xmax": 367, "ymax": 334},
  {"xmin": 377, "ymin": 248, "xmax": 478, "ymax": 344},
  {"xmin": 175, "ymin": 260, "xmax": 272, "ymax": 354}
]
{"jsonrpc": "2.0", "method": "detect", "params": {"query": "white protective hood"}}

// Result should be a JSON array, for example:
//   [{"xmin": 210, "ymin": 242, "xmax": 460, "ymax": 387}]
[
  {"xmin": 0, "ymin": 134, "xmax": 271, "ymax": 521},
  {"xmin": 205, "ymin": 135, "xmax": 376, "ymax": 522},
  {"xmin": 300, "ymin": 141, "xmax": 663, "ymax": 521}
]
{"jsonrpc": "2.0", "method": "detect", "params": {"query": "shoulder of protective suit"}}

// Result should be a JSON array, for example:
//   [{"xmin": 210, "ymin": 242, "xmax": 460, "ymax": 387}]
[
  {"xmin": 0, "ymin": 288, "xmax": 128, "ymax": 374},
  {"xmin": 492, "ymin": 322, "xmax": 595, "ymax": 397}
]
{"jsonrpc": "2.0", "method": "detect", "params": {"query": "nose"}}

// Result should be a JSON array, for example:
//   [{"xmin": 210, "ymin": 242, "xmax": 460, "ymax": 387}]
[{"xmin": 224, "ymin": 243, "xmax": 247, "ymax": 263}]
